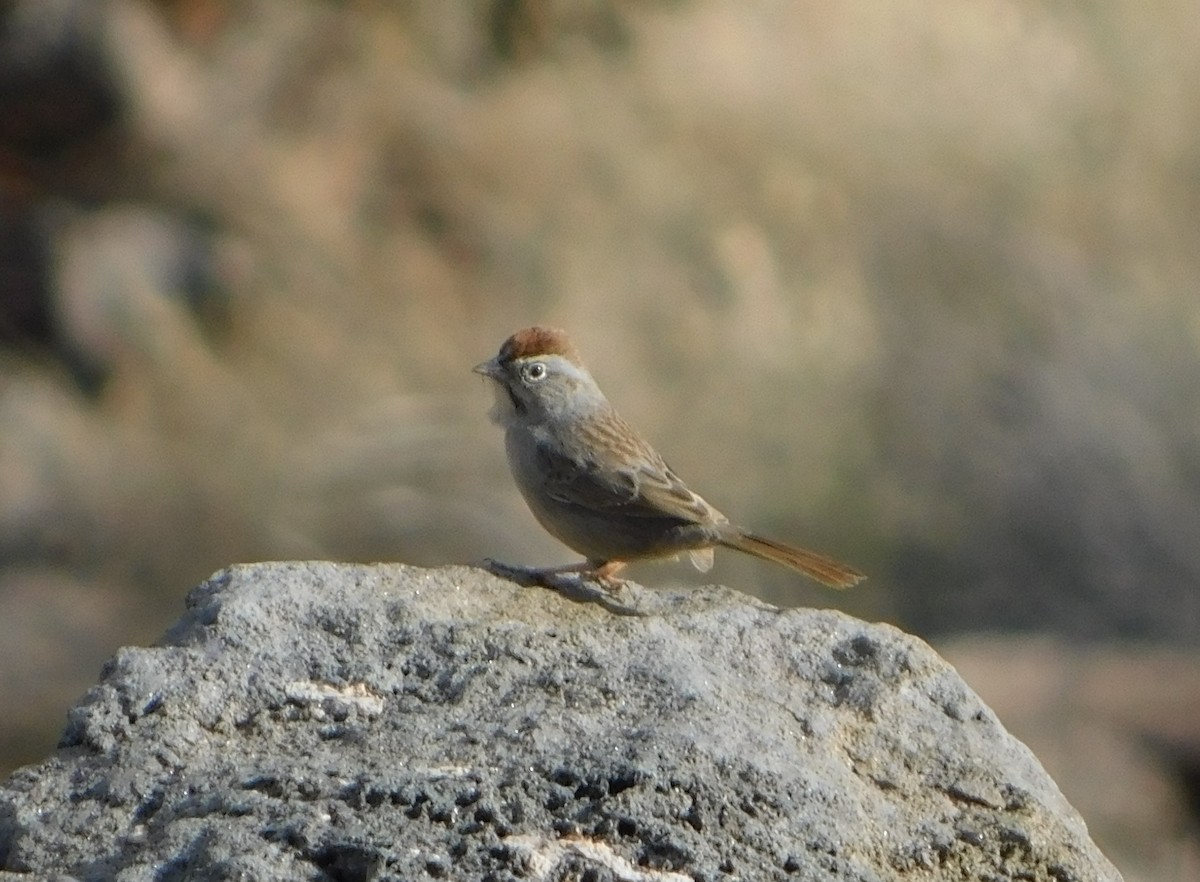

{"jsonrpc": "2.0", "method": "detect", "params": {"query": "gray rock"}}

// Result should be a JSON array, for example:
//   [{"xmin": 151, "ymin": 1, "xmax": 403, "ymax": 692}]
[{"xmin": 0, "ymin": 562, "xmax": 1122, "ymax": 881}]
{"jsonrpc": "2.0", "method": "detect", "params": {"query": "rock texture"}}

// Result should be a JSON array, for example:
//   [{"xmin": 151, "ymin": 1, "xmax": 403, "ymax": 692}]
[{"xmin": 0, "ymin": 563, "xmax": 1122, "ymax": 881}]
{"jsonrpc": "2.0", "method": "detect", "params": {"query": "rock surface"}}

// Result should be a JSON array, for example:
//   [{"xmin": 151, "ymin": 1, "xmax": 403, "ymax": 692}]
[{"xmin": 0, "ymin": 563, "xmax": 1122, "ymax": 881}]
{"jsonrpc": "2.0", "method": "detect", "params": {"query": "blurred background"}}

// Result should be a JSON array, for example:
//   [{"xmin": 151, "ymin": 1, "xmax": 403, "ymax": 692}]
[{"xmin": 0, "ymin": 0, "xmax": 1198, "ymax": 878}]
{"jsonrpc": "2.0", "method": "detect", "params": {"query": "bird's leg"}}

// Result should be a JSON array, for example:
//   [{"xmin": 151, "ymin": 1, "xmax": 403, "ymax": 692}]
[
  {"xmin": 482, "ymin": 558, "xmax": 628, "ymax": 595},
  {"xmin": 482, "ymin": 558, "xmax": 594, "ymax": 587},
  {"xmin": 586, "ymin": 560, "xmax": 629, "ymax": 594}
]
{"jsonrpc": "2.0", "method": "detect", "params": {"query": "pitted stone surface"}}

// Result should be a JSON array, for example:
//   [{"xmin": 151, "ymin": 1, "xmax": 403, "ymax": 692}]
[{"xmin": 0, "ymin": 563, "xmax": 1121, "ymax": 881}]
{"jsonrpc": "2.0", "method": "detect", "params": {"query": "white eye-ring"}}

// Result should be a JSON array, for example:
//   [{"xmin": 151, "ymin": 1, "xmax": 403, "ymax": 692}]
[{"xmin": 524, "ymin": 361, "xmax": 547, "ymax": 382}]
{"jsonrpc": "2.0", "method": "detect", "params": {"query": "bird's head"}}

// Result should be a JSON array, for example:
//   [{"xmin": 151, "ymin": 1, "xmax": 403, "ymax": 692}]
[{"xmin": 473, "ymin": 326, "xmax": 605, "ymax": 426}]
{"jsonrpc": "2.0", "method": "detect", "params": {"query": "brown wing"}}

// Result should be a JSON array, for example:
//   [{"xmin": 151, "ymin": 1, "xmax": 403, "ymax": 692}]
[{"xmin": 535, "ymin": 413, "xmax": 720, "ymax": 525}]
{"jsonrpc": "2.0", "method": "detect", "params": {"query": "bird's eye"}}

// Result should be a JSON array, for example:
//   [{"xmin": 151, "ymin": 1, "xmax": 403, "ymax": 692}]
[{"xmin": 524, "ymin": 362, "xmax": 547, "ymax": 382}]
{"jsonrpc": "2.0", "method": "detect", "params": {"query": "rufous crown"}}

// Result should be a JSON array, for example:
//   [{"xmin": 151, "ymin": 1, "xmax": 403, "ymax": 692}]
[{"xmin": 497, "ymin": 326, "xmax": 582, "ymax": 366}]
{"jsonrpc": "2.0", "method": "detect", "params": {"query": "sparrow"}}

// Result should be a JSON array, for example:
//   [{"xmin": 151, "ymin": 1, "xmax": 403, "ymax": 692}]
[{"xmin": 474, "ymin": 326, "xmax": 865, "ymax": 590}]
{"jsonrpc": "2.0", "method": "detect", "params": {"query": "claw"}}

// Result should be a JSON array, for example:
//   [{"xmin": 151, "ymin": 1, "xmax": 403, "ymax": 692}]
[{"xmin": 481, "ymin": 558, "xmax": 637, "ymax": 608}]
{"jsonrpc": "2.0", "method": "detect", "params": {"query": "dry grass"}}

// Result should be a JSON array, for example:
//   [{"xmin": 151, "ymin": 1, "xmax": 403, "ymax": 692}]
[{"xmin": 2, "ymin": 2, "xmax": 1199, "ymax": 870}]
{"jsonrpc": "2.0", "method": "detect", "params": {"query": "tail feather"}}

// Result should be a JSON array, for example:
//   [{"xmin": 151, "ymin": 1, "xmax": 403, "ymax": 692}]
[{"xmin": 719, "ymin": 530, "xmax": 865, "ymax": 589}]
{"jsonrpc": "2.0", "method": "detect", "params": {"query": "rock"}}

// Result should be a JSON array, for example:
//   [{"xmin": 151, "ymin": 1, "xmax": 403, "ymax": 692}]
[
  {"xmin": 941, "ymin": 636, "xmax": 1200, "ymax": 882},
  {"xmin": 0, "ymin": 563, "xmax": 1122, "ymax": 881}
]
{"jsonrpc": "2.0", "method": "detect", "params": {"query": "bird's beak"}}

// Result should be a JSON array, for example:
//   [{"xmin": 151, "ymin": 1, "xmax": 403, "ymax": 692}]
[{"xmin": 473, "ymin": 357, "xmax": 501, "ymax": 380}]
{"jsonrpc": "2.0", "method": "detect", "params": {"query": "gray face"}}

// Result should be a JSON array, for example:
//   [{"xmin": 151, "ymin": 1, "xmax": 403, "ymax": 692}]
[{"xmin": 479, "ymin": 353, "xmax": 604, "ymax": 427}]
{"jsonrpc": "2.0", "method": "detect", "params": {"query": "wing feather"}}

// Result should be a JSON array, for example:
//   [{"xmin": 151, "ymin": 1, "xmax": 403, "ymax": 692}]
[{"xmin": 535, "ymin": 413, "xmax": 719, "ymax": 525}]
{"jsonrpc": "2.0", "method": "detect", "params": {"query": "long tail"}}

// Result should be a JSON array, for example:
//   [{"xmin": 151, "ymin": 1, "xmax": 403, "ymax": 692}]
[{"xmin": 719, "ymin": 530, "xmax": 865, "ymax": 589}]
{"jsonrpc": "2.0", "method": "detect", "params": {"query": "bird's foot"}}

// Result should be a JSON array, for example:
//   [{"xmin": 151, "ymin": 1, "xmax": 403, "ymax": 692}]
[
  {"xmin": 482, "ymin": 559, "xmax": 637, "ymax": 609},
  {"xmin": 482, "ymin": 558, "xmax": 570, "ymax": 589},
  {"xmin": 586, "ymin": 561, "xmax": 630, "ymax": 597}
]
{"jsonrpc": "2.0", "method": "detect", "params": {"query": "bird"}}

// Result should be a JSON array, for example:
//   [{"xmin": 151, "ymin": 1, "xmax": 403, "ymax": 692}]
[{"xmin": 474, "ymin": 326, "xmax": 865, "ymax": 591}]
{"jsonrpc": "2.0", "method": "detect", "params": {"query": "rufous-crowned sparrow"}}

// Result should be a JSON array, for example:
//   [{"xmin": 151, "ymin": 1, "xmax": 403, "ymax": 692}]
[{"xmin": 475, "ymin": 326, "xmax": 864, "ymax": 589}]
